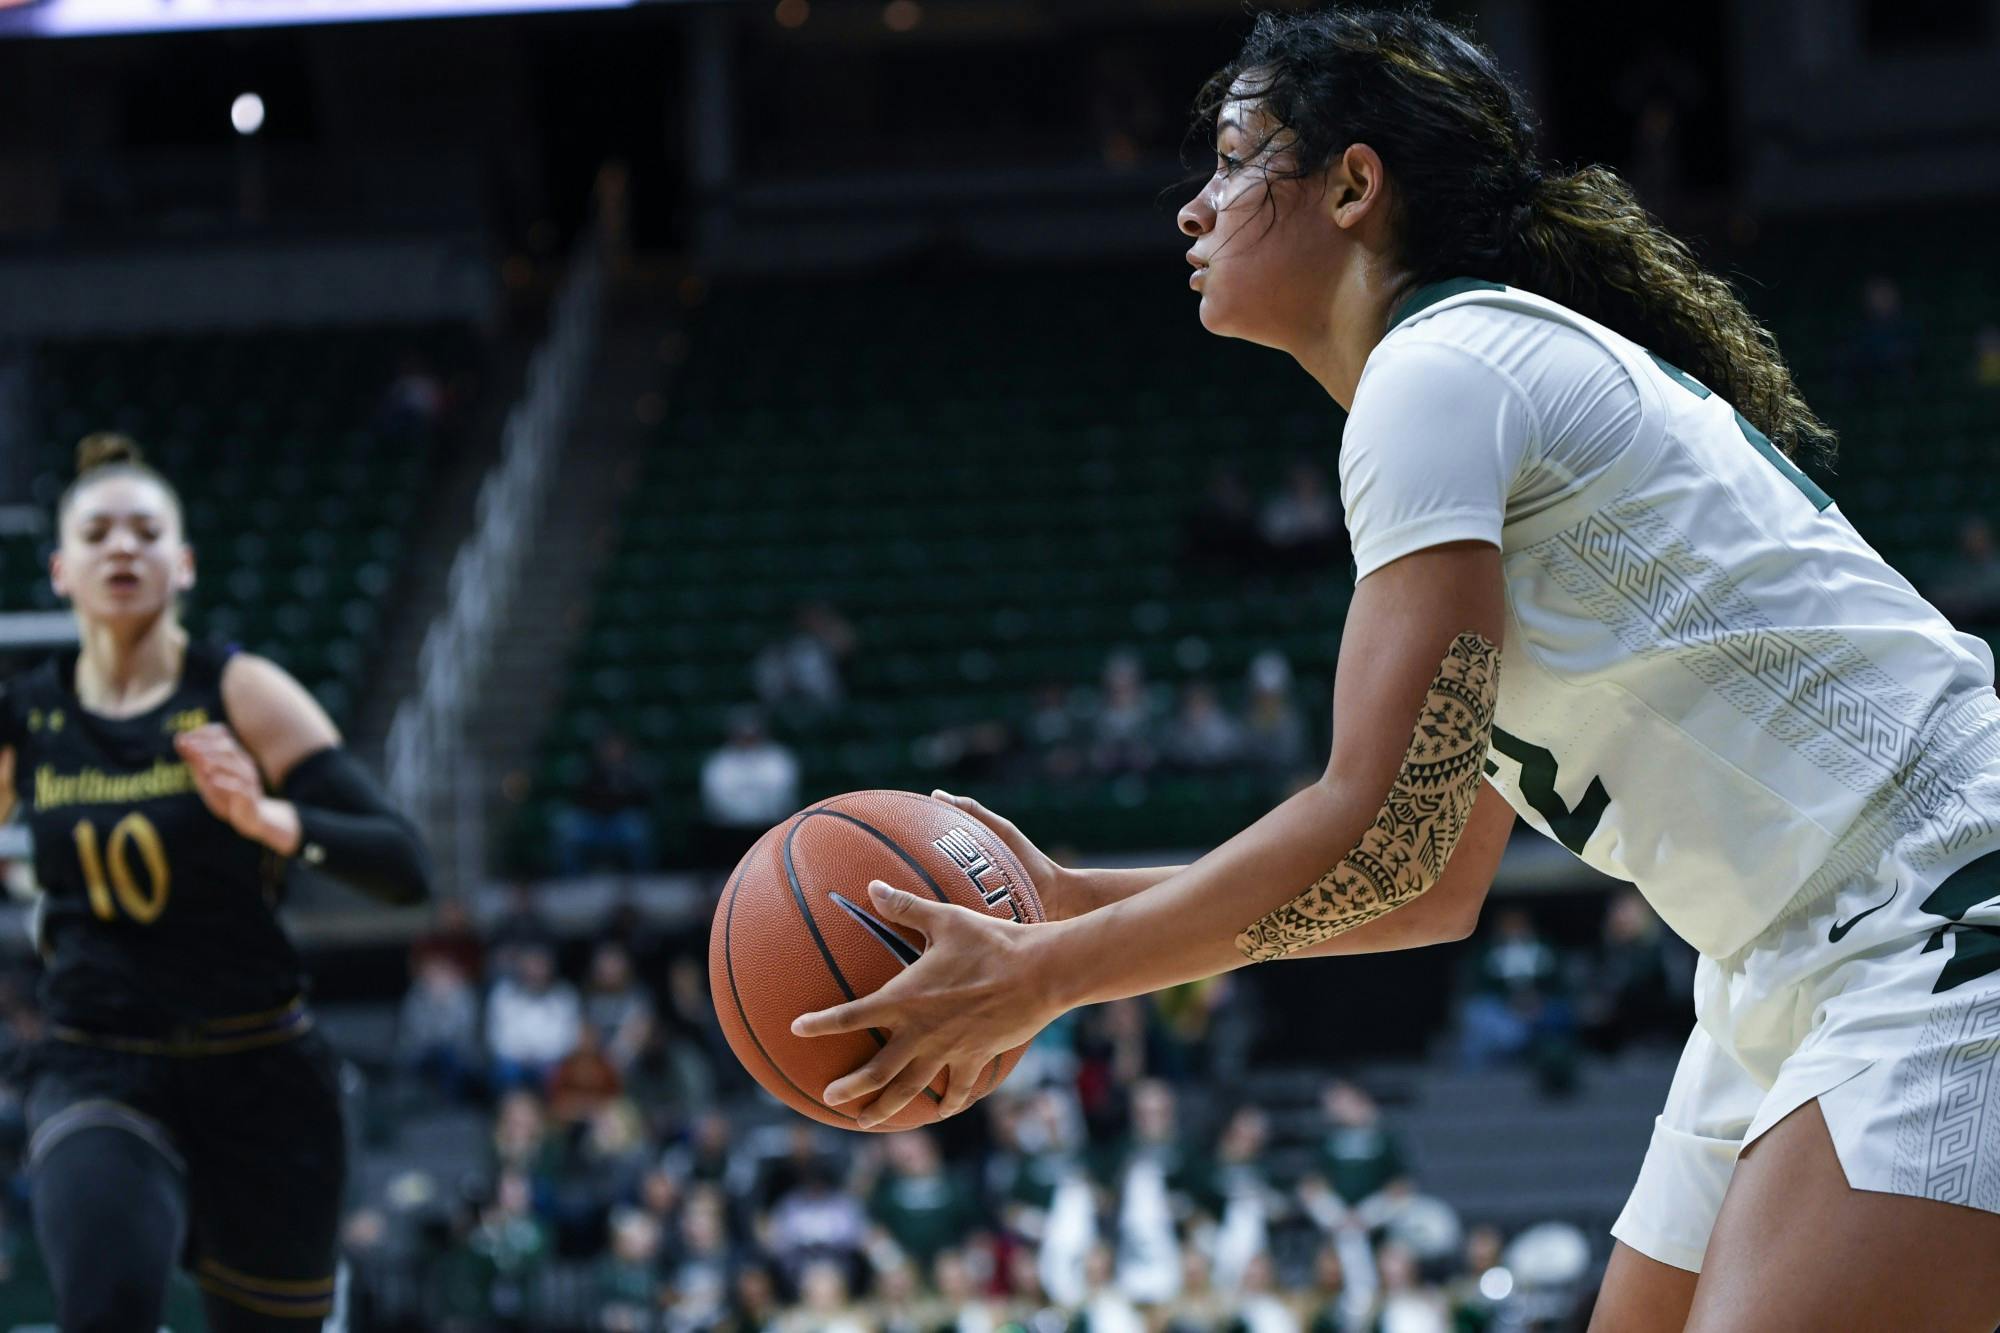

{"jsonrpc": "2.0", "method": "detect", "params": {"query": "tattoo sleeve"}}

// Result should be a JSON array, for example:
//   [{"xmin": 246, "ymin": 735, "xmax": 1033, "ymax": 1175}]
[{"xmin": 1236, "ymin": 631, "xmax": 1499, "ymax": 962}]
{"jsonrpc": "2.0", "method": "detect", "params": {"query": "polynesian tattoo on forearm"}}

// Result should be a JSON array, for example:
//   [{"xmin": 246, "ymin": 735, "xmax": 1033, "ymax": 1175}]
[{"xmin": 1236, "ymin": 631, "xmax": 1499, "ymax": 962}]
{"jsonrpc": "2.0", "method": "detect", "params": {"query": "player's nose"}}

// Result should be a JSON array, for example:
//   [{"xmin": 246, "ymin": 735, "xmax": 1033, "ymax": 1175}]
[{"xmin": 1178, "ymin": 189, "xmax": 1213, "ymax": 238}]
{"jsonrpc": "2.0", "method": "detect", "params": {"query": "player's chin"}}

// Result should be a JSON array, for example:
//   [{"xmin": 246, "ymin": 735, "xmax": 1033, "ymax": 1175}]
[{"xmin": 1195, "ymin": 288, "xmax": 1233, "ymax": 336}]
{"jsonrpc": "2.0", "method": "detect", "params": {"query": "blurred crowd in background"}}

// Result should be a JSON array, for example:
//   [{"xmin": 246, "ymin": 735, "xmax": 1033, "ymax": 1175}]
[{"xmin": 0, "ymin": 867, "xmax": 1690, "ymax": 1332}]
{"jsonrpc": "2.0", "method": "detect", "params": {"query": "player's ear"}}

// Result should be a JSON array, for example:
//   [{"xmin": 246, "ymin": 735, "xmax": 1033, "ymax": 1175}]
[
  {"xmin": 173, "ymin": 541, "xmax": 196, "ymax": 594},
  {"xmin": 48, "ymin": 549, "xmax": 69, "ymax": 600}
]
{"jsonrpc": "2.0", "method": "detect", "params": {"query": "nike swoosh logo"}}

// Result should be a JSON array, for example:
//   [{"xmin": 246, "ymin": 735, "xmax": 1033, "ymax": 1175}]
[
  {"xmin": 830, "ymin": 893, "xmax": 921, "ymax": 967},
  {"xmin": 1829, "ymin": 894, "xmax": 1894, "ymax": 943}
]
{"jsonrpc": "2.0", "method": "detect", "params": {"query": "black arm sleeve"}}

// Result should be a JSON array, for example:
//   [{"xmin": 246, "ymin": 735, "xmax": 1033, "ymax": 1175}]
[{"xmin": 280, "ymin": 747, "xmax": 432, "ymax": 906}]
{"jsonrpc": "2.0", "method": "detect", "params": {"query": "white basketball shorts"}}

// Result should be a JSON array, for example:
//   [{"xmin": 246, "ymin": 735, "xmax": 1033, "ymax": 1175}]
[{"xmin": 1612, "ymin": 766, "xmax": 2000, "ymax": 1273}]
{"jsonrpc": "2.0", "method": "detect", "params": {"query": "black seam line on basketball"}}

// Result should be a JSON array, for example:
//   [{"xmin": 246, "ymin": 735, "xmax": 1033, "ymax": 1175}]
[
  {"xmin": 783, "ymin": 809, "xmax": 949, "ymax": 1105},
  {"xmin": 726, "ymin": 837, "xmax": 858, "ymax": 1124},
  {"xmin": 831, "ymin": 893, "xmax": 922, "ymax": 967}
]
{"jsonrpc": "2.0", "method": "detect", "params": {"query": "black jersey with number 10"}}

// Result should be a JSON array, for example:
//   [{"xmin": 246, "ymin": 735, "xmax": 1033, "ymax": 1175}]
[{"xmin": 2, "ymin": 642, "xmax": 305, "ymax": 1036}]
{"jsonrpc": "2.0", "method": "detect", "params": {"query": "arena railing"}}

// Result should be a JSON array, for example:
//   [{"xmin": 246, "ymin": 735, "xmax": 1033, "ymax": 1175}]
[{"xmin": 386, "ymin": 224, "xmax": 605, "ymax": 896}]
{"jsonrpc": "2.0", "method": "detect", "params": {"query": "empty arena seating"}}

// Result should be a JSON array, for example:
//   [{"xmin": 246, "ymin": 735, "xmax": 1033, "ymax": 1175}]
[
  {"xmin": 518, "ymin": 212, "xmax": 2000, "ymax": 874},
  {"xmin": 2, "ymin": 322, "xmax": 476, "ymax": 727}
]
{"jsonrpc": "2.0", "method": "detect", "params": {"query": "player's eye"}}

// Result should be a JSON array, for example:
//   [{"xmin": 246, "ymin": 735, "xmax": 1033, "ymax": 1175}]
[{"xmin": 1216, "ymin": 152, "xmax": 1243, "ymax": 175}]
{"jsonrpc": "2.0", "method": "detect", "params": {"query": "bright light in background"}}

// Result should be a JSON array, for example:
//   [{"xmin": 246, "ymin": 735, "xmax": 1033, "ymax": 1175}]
[
  {"xmin": 882, "ymin": 0, "xmax": 920, "ymax": 32},
  {"xmin": 1478, "ymin": 1267, "xmax": 1515, "ymax": 1302},
  {"xmin": 231, "ymin": 92, "xmax": 266, "ymax": 136},
  {"xmin": 774, "ymin": 0, "xmax": 808, "ymax": 28}
]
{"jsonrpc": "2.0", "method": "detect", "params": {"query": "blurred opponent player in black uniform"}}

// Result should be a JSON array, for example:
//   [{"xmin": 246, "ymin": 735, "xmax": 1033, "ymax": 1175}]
[{"xmin": 0, "ymin": 436, "xmax": 431, "ymax": 1330}]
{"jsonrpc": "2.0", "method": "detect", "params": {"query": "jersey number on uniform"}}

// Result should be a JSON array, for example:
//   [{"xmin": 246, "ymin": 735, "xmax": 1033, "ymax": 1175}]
[
  {"xmin": 1647, "ymin": 351, "xmax": 1834, "ymax": 511},
  {"xmin": 1488, "ymin": 727, "xmax": 1610, "ymax": 856},
  {"xmin": 71, "ymin": 813, "xmax": 171, "ymax": 925}
]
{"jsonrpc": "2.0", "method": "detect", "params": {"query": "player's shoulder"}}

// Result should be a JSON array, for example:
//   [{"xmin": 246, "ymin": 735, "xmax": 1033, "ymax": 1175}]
[{"xmin": 0, "ymin": 656, "xmax": 65, "ymax": 749}]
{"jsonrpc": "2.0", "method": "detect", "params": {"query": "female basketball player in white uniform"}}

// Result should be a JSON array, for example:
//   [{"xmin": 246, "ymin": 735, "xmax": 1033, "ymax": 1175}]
[{"xmin": 795, "ymin": 9, "xmax": 2000, "ymax": 1329}]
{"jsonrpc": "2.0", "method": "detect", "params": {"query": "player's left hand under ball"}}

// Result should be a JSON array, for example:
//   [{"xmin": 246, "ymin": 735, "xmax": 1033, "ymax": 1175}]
[{"xmin": 792, "ymin": 879, "xmax": 1061, "ymax": 1128}]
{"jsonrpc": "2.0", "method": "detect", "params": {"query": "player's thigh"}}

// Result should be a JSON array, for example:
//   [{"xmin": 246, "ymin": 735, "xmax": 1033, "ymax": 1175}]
[
  {"xmin": 1687, "ymin": 1098, "xmax": 2000, "ymax": 1333},
  {"xmin": 1588, "ymin": 1241, "xmax": 1698, "ymax": 1333},
  {"xmin": 182, "ymin": 1034, "xmax": 347, "ymax": 1326},
  {"xmin": 32, "ymin": 1121, "xmax": 188, "ymax": 1327}
]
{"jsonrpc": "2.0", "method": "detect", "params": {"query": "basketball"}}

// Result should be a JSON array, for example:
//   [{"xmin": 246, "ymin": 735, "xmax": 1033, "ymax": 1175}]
[{"xmin": 708, "ymin": 789, "xmax": 1046, "ymax": 1131}]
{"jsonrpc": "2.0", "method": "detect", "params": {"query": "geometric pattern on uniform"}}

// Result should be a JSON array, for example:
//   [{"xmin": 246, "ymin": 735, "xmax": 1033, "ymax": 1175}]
[
  {"xmin": 1892, "ymin": 991, "xmax": 2000, "ymax": 1209},
  {"xmin": 1538, "ymin": 501, "xmax": 1922, "ymax": 790}
]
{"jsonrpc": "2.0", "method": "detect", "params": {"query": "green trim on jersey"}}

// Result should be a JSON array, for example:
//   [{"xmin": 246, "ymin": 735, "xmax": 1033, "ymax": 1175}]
[
  {"xmin": 1644, "ymin": 351, "xmax": 1834, "ymax": 512},
  {"xmin": 1387, "ymin": 277, "xmax": 1506, "ymax": 332}
]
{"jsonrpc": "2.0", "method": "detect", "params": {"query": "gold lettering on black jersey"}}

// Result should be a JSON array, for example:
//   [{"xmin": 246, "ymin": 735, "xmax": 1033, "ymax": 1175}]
[
  {"xmin": 163, "ymin": 709, "xmax": 210, "ymax": 734},
  {"xmin": 35, "ymin": 760, "xmax": 195, "ymax": 811}
]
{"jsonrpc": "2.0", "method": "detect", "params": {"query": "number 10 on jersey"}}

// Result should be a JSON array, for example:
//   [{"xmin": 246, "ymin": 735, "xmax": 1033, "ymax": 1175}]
[{"xmin": 71, "ymin": 813, "xmax": 171, "ymax": 925}]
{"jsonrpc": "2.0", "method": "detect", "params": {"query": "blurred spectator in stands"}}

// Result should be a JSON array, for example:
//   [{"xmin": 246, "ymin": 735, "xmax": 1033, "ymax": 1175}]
[
  {"xmin": 766, "ymin": 1158, "xmax": 869, "ymax": 1295},
  {"xmin": 1444, "ymin": 1224, "xmax": 1506, "ymax": 1331},
  {"xmin": 584, "ymin": 941, "xmax": 657, "ymax": 1076},
  {"xmin": 1099, "ymin": 1078, "xmax": 1192, "ymax": 1196},
  {"xmin": 732, "ymin": 1263, "xmax": 784, "ymax": 1333},
  {"xmin": 1163, "ymin": 681, "xmax": 1244, "ymax": 771},
  {"xmin": 1025, "ymin": 681, "xmax": 1087, "ymax": 781},
  {"xmin": 1090, "ymin": 651, "xmax": 1159, "ymax": 775},
  {"xmin": 912, "ymin": 716, "xmax": 1018, "ymax": 784},
  {"xmin": 1197, "ymin": 1105, "xmax": 1281, "ymax": 1293},
  {"xmin": 1302, "ymin": 1242, "xmax": 1362, "ymax": 1333},
  {"xmin": 932, "ymin": 1248, "xmax": 1002, "ymax": 1332},
  {"xmin": 1151, "ymin": 972, "xmax": 1253, "ymax": 1083},
  {"xmin": 1301, "ymin": 1081, "xmax": 1409, "ymax": 1224},
  {"xmin": 1231, "ymin": 1252, "xmax": 1301, "ymax": 1333},
  {"xmin": 1355, "ymin": 1179, "xmax": 1462, "ymax": 1277},
  {"xmin": 664, "ymin": 1184, "xmax": 738, "ymax": 1330},
  {"xmin": 492, "ymin": 1089, "xmax": 564, "ymax": 1188},
  {"xmin": 552, "ymin": 730, "xmax": 658, "ymax": 876},
  {"xmin": 1074, "ymin": 1000, "xmax": 1155, "ymax": 1137},
  {"xmin": 757, "ymin": 1123, "xmax": 840, "ymax": 1213},
  {"xmin": 662, "ymin": 1109, "xmax": 740, "ymax": 1195},
  {"xmin": 400, "ymin": 952, "xmax": 482, "ymax": 1102},
  {"xmin": 594, "ymin": 1206, "xmax": 664, "ymax": 1333},
  {"xmin": 487, "ymin": 943, "xmax": 582, "ymax": 1093},
  {"xmin": 1362, "ymin": 1241, "xmax": 1450, "ymax": 1333},
  {"xmin": 1183, "ymin": 462, "xmax": 1266, "ymax": 577},
  {"xmin": 410, "ymin": 895, "xmax": 485, "ymax": 983},
  {"xmin": 1079, "ymin": 1242, "xmax": 1146, "ymax": 1333},
  {"xmin": 863, "ymin": 1129, "xmax": 981, "ymax": 1270},
  {"xmin": 488, "ymin": 881, "xmax": 557, "ymax": 976},
  {"xmin": 754, "ymin": 602, "xmax": 857, "ymax": 716},
  {"xmin": 1243, "ymin": 652, "xmax": 1310, "ymax": 776},
  {"xmin": 1165, "ymin": 1245, "xmax": 1228, "ymax": 1332},
  {"xmin": 377, "ymin": 350, "xmax": 448, "ymax": 440},
  {"xmin": 983, "ymin": 1087, "xmax": 1082, "ymax": 1248},
  {"xmin": 665, "ymin": 952, "xmax": 736, "ymax": 1100},
  {"xmin": 1974, "ymin": 324, "xmax": 2000, "ymax": 387},
  {"xmin": 547, "ymin": 1022, "xmax": 623, "ymax": 1125},
  {"xmin": 1260, "ymin": 460, "xmax": 1347, "ymax": 573},
  {"xmin": 1456, "ymin": 910, "xmax": 1576, "ymax": 1083},
  {"xmin": 462, "ymin": 1170, "xmax": 550, "ymax": 1328},
  {"xmin": 1578, "ymin": 889, "xmax": 1686, "ymax": 1053},
  {"xmin": 699, "ymin": 708, "xmax": 801, "ymax": 869},
  {"xmin": 566, "ymin": 1099, "xmax": 653, "ymax": 1245},
  {"xmin": 782, "ymin": 1257, "xmax": 868, "ymax": 1333},
  {"xmin": 1848, "ymin": 275, "xmax": 1920, "ymax": 390},
  {"xmin": 1929, "ymin": 516, "xmax": 2000, "ymax": 625},
  {"xmin": 875, "ymin": 1257, "xmax": 931, "ymax": 1333}
]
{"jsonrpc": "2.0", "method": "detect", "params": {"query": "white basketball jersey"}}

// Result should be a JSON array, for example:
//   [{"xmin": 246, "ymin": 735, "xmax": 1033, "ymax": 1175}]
[{"xmin": 1344, "ymin": 280, "xmax": 2000, "ymax": 959}]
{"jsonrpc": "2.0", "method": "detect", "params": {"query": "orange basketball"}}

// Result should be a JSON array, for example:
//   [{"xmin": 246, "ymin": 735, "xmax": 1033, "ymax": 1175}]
[{"xmin": 708, "ymin": 789, "xmax": 1045, "ymax": 1132}]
